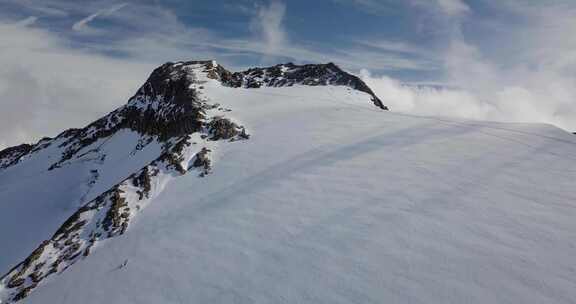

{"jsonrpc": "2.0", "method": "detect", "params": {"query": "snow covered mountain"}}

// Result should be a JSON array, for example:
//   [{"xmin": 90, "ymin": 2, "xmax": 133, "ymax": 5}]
[{"xmin": 1, "ymin": 60, "xmax": 576, "ymax": 303}]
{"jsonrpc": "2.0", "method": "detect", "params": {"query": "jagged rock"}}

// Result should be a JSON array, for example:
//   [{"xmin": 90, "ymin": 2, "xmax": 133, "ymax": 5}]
[
  {"xmin": 207, "ymin": 117, "xmax": 240, "ymax": 140},
  {"xmin": 12, "ymin": 283, "xmax": 36, "ymax": 302},
  {"xmin": 15, "ymin": 240, "xmax": 49, "ymax": 279},
  {"xmin": 103, "ymin": 189, "xmax": 128, "ymax": 236},
  {"xmin": 132, "ymin": 167, "xmax": 152, "ymax": 200},
  {"xmin": 53, "ymin": 213, "xmax": 85, "ymax": 239},
  {"xmin": 157, "ymin": 137, "xmax": 191, "ymax": 174},
  {"xmin": 0, "ymin": 144, "xmax": 33, "ymax": 169},
  {"xmin": 29, "ymin": 272, "xmax": 43, "ymax": 283},
  {"xmin": 191, "ymin": 148, "xmax": 212, "ymax": 177},
  {"xmin": 6, "ymin": 277, "xmax": 24, "ymax": 289},
  {"xmin": 185, "ymin": 61, "xmax": 387, "ymax": 110},
  {"xmin": 238, "ymin": 127, "xmax": 250, "ymax": 140}
]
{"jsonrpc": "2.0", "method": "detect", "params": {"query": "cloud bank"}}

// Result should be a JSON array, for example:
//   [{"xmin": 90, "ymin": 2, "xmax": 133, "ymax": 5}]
[{"xmin": 362, "ymin": 0, "xmax": 576, "ymax": 131}]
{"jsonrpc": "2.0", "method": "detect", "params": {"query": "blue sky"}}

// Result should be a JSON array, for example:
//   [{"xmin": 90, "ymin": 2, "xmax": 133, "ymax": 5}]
[
  {"xmin": 0, "ymin": 0, "xmax": 527, "ymax": 80},
  {"xmin": 0, "ymin": 0, "xmax": 575, "ymax": 147},
  {"xmin": 0, "ymin": 0, "xmax": 572, "ymax": 80}
]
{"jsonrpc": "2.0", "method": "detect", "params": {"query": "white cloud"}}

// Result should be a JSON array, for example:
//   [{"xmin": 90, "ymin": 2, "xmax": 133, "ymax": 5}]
[
  {"xmin": 357, "ymin": 39, "xmax": 430, "ymax": 57},
  {"xmin": 362, "ymin": 1, "xmax": 576, "ymax": 132},
  {"xmin": 0, "ymin": 20, "xmax": 153, "ymax": 149},
  {"xmin": 72, "ymin": 2, "xmax": 128, "ymax": 32},
  {"xmin": 250, "ymin": 1, "xmax": 287, "ymax": 60},
  {"xmin": 436, "ymin": 0, "xmax": 470, "ymax": 17},
  {"xmin": 14, "ymin": 16, "xmax": 37, "ymax": 26},
  {"xmin": 360, "ymin": 70, "xmax": 496, "ymax": 120}
]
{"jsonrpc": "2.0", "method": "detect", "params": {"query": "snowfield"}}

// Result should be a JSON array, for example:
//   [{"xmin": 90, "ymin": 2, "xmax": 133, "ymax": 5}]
[{"xmin": 3, "ymin": 68, "xmax": 576, "ymax": 303}]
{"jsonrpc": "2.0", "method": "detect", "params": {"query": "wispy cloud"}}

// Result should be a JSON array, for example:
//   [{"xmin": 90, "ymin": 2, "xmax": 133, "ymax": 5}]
[
  {"xmin": 14, "ymin": 16, "xmax": 37, "ymax": 26},
  {"xmin": 0, "ymin": 0, "xmax": 69, "ymax": 17},
  {"xmin": 436, "ymin": 0, "xmax": 470, "ymax": 17},
  {"xmin": 0, "ymin": 19, "xmax": 153, "ymax": 149},
  {"xmin": 0, "ymin": 0, "xmax": 436, "ymax": 72},
  {"xmin": 72, "ymin": 2, "xmax": 128, "ymax": 32},
  {"xmin": 330, "ymin": 0, "xmax": 398, "ymax": 16},
  {"xmin": 251, "ymin": 0, "xmax": 287, "ymax": 57}
]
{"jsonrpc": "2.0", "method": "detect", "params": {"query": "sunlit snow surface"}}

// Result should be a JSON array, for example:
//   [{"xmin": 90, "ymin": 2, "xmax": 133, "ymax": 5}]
[
  {"xmin": 0, "ymin": 129, "xmax": 164, "ymax": 272},
  {"xmin": 7, "ymin": 79, "xmax": 576, "ymax": 303}
]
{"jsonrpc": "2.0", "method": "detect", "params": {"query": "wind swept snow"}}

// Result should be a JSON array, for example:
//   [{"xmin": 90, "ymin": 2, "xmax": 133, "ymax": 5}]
[{"xmin": 13, "ymin": 80, "xmax": 576, "ymax": 303}]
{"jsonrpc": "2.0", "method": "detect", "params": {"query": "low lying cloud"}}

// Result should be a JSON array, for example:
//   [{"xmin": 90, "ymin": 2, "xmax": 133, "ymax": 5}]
[
  {"xmin": 360, "ymin": 70, "xmax": 496, "ymax": 120},
  {"xmin": 362, "ymin": 1, "xmax": 576, "ymax": 132}
]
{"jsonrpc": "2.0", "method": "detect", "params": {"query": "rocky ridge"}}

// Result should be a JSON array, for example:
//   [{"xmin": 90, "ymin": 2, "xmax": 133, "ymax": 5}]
[
  {"xmin": 0, "ymin": 61, "xmax": 383, "ymax": 172},
  {"xmin": 0, "ymin": 61, "xmax": 249, "ymax": 303},
  {"xmin": 201, "ymin": 61, "xmax": 387, "ymax": 110}
]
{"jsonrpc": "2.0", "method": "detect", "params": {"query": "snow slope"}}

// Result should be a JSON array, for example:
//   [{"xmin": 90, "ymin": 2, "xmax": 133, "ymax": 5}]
[
  {"xmin": 0, "ymin": 129, "xmax": 164, "ymax": 272},
  {"xmin": 13, "ymin": 77, "xmax": 576, "ymax": 303}
]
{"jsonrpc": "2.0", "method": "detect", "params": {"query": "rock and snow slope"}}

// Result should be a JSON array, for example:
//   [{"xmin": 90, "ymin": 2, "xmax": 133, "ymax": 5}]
[{"xmin": 2, "ymin": 60, "xmax": 576, "ymax": 303}]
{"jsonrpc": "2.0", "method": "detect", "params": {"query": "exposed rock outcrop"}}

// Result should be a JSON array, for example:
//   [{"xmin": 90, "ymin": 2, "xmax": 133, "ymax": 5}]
[
  {"xmin": 0, "ymin": 144, "xmax": 33, "ymax": 169},
  {"xmin": 207, "ymin": 117, "xmax": 250, "ymax": 141}
]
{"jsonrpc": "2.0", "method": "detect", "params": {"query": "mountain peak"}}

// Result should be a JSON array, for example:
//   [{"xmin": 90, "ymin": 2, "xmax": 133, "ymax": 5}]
[
  {"xmin": 229, "ymin": 62, "xmax": 387, "ymax": 110},
  {"xmin": 0, "ymin": 58, "xmax": 386, "ymax": 303},
  {"xmin": 132, "ymin": 60, "xmax": 388, "ymax": 110}
]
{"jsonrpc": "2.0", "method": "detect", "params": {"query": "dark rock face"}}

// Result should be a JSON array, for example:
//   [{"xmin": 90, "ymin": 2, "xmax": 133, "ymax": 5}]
[
  {"xmin": 41, "ymin": 62, "xmax": 211, "ymax": 171},
  {"xmin": 132, "ymin": 167, "xmax": 152, "ymax": 200},
  {"xmin": 207, "ymin": 117, "xmax": 249, "ymax": 141},
  {"xmin": 191, "ymin": 147, "xmax": 212, "ymax": 177},
  {"xmin": 134, "ymin": 62, "xmax": 200, "ymax": 105},
  {"xmin": 146, "ymin": 61, "xmax": 387, "ymax": 110},
  {"xmin": 0, "ymin": 144, "xmax": 33, "ymax": 169},
  {"xmin": 196, "ymin": 61, "xmax": 387, "ymax": 110}
]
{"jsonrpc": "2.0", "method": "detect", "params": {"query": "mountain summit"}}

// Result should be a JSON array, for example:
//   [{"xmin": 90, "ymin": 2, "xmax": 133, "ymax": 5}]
[
  {"xmin": 0, "ymin": 61, "xmax": 385, "ymax": 303},
  {"xmin": 141, "ymin": 60, "xmax": 387, "ymax": 109},
  {"xmin": 2, "ymin": 60, "xmax": 576, "ymax": 304}
]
